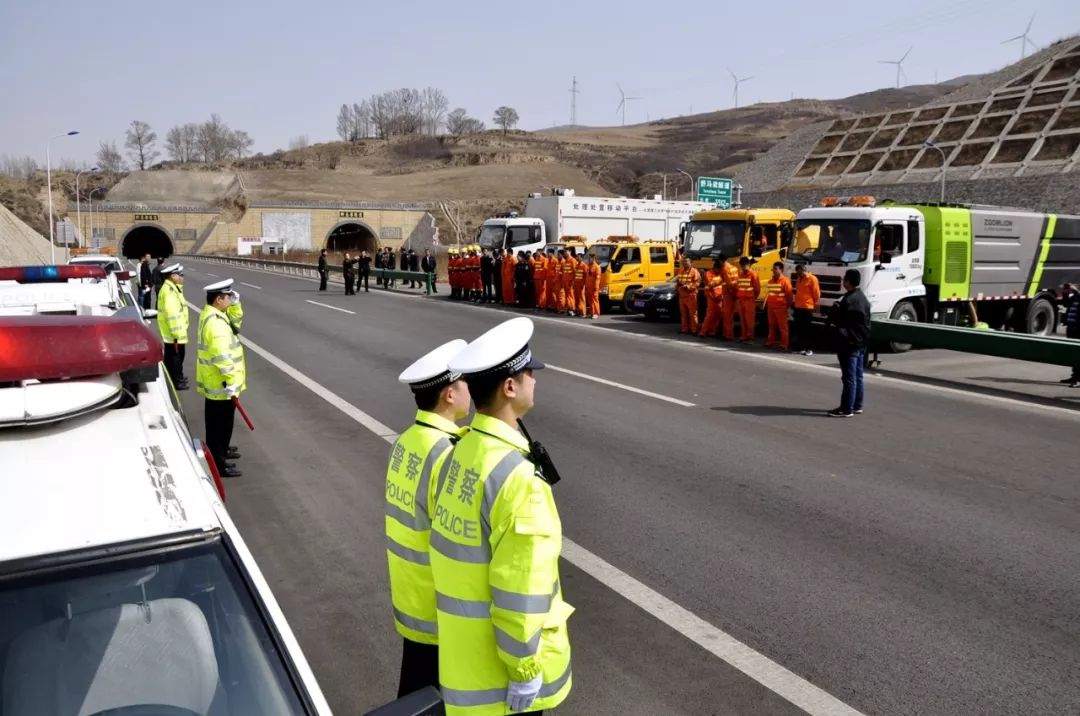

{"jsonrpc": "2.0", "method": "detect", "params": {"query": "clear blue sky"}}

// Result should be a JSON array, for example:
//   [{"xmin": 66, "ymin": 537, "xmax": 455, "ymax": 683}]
[{"xmin": 2, "ymin": 0, "xmax": 1078, "ymax": 166}]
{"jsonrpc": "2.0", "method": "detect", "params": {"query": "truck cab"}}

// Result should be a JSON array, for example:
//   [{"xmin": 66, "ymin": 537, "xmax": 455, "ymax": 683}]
[
  {"xmin": 600, "ymin": 240, "xmax": 677, "ymax": 311},
  {"xmin": 477, "ymin": 213, "xmax": 547, "ymax": 256},
  {"xmin": 547, "ymin": 236, "xmax": 589, "ymax": 257},
  {"xmin": 681, "ymin": 208, "xmax": 798, "ymax": 304},
  {"xmin": 589, "ymin": 235, "xmax": 635, "ymax": 270}
]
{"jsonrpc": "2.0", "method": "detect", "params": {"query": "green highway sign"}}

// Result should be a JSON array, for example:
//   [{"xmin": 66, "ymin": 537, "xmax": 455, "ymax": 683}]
[{"xmin": 697, "ymin": 176, "xmax": 734, "ymax": 208}]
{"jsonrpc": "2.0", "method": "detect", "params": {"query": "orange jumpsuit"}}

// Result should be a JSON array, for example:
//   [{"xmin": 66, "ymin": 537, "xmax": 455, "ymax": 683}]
[
  {"xmin": 502, "ymin": 254, "xmax": 516, "ymax": 305},
  {"xmin": 534, "ymin": 254, "xmax": 547, "ymax": 309},
  {"xmin": 584, "ymin": 261, "xmax": 601, "ymax": 317},
  {"xmin": 572, "ymin": 259, "xmax": 586, "ymax": 316},
  {"xmin": 699, "ymin": 268, "xmax": 725, "ymax": 337},
  {"xmin": 555, "ymin": 258, "xmax": 568, "ymax": 313},
  {"xmin": 765, "ymin": 275, "xmax": 794, "ymax": 350},
  {"xmin": 720, "ymin": 262, "xmax": 739, "ymax": 339},
  {"xmin": 547, "ymin": 258, "xmax": 561, "ymax": 311},
  {"xmin": 676, "ymin": 267, "xmax": 701, "ymax": 334},
  {"xmin": 736, "ymin": 269, "xmax": 761, "ymax": 340},
  {"xmin": 471, "ymin": 254, "xmax": 482, "ymax": 297}
]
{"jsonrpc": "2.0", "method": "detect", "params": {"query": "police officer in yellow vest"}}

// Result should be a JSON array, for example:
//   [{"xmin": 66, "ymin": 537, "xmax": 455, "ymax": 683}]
[
  {"xmin": 431, "ymin": 317, "xmax": 572, "ymax": 716},
  {"xmin": 156, "ymin": 263, "xmax": 189, "ymax": 390},
  {"xmin": 223, "ymin": 288, "xmax": 244, "ymax": 463},
  {"xmin": 197, "ymin": 278, "xmax": 246, "ymax": 478},
  {"xmin": 387, "ymin": 338, "xmax": 472, "ymax": 698}
]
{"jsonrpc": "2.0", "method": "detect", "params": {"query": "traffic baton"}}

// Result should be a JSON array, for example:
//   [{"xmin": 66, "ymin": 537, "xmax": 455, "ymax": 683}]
[{"xmin": 232, "ymin": 396, "xmax": 255, "ymax": 431}]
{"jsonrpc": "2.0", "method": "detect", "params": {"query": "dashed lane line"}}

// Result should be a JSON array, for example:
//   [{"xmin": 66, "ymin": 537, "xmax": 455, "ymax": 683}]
[
  {"xmin": 305, "ymin": 300, "xmax": 355, "ymax": 315},
  {"xmin": 546, "ymin": 364, "xmax": 696, "ymax": 407},
  {"xmin": 240, "ymin": 281, "xmax": 262, "ymax": 290}
]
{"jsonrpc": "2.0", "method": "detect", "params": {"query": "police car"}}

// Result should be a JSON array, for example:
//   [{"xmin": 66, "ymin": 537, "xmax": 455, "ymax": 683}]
[
  {"xmin": 69, "ymin": 254, "xmax": 140, "ymax": 308},
  {"xmin": 0, "ymin": 264, "xmax": 137, "ymax": 318}
]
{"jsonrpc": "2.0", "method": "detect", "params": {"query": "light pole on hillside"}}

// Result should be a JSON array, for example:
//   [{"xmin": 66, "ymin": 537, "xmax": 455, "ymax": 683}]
[
  {"xmin": 88, "ymin": 188, "xmax": 106, "ymax": 248},
  {"xmin": 924, "ymin": 141, "xmax": 947, "ymax": 202},
  {"xmin": 46, "ymin": 130, "xmax": 80, "ymax": 262},
  {"xmin": 75, "ymin": 166, "xmax": 99, "ymax": 246},
  {"xmin": 676, "ymin": 168, "xmax": 695, "ymax": 201}
]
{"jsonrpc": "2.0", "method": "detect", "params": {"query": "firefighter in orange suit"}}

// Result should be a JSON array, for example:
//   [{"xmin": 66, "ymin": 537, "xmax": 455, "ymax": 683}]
[
  {"xmin": 571, "ymin": 253, "xmax": 586, "ymax": 317},
  {"xmin": 676, "ymin": 256, "xmax": 701, "ymax": 335},
  {"xmin": 735, "ymin": 256, "xmax": 761, "ymax": 341},
  {"xmin": 553, "ymin": 250, "xmax": 567, "ymax": 313},
  {"xmin": 562, "ymin": 250, "xmax": 576, "ymax": 314},
  {"xmin": 584, "ymin": 252, "xmax": 601, "ymax": 319},
  {"xmin": 469, "ymin": 247, "xmax": 483, "ymax": 302},
  {"xmin": 502, "ymin": 250, "xmax": 516, "ymax": 305},
  {"xmin": 765, "ymin": 261, "xmax": 794, "ymax": 350},
  {"xmin": 533, "ymin": 250, "xmax": 547, "ymax": 311},
  {"xmin": 698, "ymin": 258, "xmax": 725, "ymax": 337},
  {"xmin": 547, "ymin": 250, "xmax": 562, "ymax": 312},
  {"xmin": 720, "ymin": 254, "xmax": 739, "ymax": 339}
]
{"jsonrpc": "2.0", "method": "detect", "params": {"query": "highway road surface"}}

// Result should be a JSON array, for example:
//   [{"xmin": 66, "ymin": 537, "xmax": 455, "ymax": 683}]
[{"xmin": 177, "ymin": 259, "xmax": 1080, "ymax": 716}]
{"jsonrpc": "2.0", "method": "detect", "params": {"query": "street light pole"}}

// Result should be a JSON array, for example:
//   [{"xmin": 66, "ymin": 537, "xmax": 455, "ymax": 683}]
[
  {"xmin": 46, "ymin": 130, "xmax": 80, "ymax": 263},
  {"xmin": 676, "ymin": 168, "xmax": 695, "ymax": 201},
  {"xmin": 924, "ymin": 141, "xmax": 947, "ymax": 202},
  {"xmin": 88, "ymin": 188, "xmax": 106, "ymax": 249},
  {"xmin": 75, "ymin": 166, "xmax": 99, "ymax": 247}
]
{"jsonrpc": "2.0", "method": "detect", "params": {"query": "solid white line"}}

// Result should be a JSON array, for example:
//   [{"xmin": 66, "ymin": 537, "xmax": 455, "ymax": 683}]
[
  {"xmin": 183, "ymin": 299, "xmax": 862, "ymax": 715},
  {"xmin": 240, "ymin": 281, "xmax": 262, "ymax": 290},
  {"xmin": 306, "ymin": 300, "xmax": 355, "ymax": 315},
  {"xmin": 205, "ymin": 272, "xmax": 219, "ymax": 277},
  {"xmin": 546, "ymin": 364, "xmax": 696, "ymax": 407}
]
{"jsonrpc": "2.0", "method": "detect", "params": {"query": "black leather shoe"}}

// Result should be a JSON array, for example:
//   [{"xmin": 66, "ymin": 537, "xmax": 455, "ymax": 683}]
[
  {"xmin": 222, "ymin": 467, "xmax": 243, "ymax": 478},
  {"xmin": 176, "ymin": 382, "xmax": 190, "ymax": 391},
  {"xmin": 227, "ymin": 447, "xmax": 241, "ymax": 459},
  {"xmin": 224, "ymin": 462, "xmax": 237, "ymax": 470}
]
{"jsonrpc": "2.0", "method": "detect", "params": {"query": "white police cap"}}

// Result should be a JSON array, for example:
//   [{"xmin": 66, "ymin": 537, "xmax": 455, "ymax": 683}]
[
  {"xmin": 160, "ymin": 263, "xmax": 183, "ymax": 275},
  {"xmin": 448, "ymin": 317, "xmax": 545, "ymax": 378},
  {"xmin": 204, "ymin": 278, "xmax": 234, "ymax": 292},
  {"xmin": 398, "ymin": 338, "xmax": 468, "ymax": 391}
]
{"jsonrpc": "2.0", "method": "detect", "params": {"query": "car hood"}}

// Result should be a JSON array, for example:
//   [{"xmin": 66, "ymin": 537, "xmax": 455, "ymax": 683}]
[{"xmin": 642, "ymin": 282, "xmax": 677, "ymax": 294}]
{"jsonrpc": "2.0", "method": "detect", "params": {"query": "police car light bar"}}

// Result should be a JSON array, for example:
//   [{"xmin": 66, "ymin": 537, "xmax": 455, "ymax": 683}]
[
  {"xmin": 0, "ymin": 265, "xmax": 107, "ymax": 283},
  {"xmin": 0, "ymin": 315, "xmax": 163, "ymax": 382}
]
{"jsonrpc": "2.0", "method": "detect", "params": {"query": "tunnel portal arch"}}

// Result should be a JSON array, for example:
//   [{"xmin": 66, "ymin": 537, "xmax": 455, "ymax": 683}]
[
  {"xmin": 325, "ymin": 221, "xmax": 379, "ymax": 254},
  {"xmin": 120, "ymin": 224, "xmax": 174, "ymax": 259}
]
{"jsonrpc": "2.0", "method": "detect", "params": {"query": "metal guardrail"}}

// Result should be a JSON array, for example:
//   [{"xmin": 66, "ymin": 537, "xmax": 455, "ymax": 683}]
[
  {"xmin": 871, "ymin": 319, "xmax": 1080, "ymax": 367},
  {"xmin": 179, "ymin": 254, "xmax": 435, "ymax": 295}
]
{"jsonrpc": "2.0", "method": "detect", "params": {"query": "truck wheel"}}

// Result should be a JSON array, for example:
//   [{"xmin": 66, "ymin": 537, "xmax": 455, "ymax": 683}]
[
  {"xmin": 1025, "ymin": 297, "xmax": 1055, "ymax": 335},
  {"xmin": 888, "ymin": 301, "xmax": 918, "ymax": 353},
  {"xmin": 622, "ymin": 287, "xmax": 642, "ymax": 313}
]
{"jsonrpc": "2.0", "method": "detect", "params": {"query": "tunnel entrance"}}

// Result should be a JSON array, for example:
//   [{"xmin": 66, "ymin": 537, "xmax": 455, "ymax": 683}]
[
  {"xmin": 121, "ymin": 225, "xmax": 174, "ymax": 259},
  {"xmin": 326, "ymin": 222, "xmax": 379, "ymax": 254}
]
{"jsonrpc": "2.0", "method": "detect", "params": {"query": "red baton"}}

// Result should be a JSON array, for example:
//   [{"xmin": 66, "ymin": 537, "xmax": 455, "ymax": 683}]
[{"xmin": 232, "ymin": 396, "xmax": 255, "ymax": 431}]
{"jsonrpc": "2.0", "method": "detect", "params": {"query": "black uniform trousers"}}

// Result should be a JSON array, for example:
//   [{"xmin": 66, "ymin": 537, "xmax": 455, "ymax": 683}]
[
  {"xmin": 358, "ymin": 271, "xmax": 370, "ymax": 293},
  {"xmin": 397, "ymin": 639, "xmax": 438, "ymax": 698},
  {"xmin": 204, "ymin": 397, "xmax": 236, "ymax": 474},
  {"xmin": 319, "ymin": 271, "xmax": 328, "ymax": 291},
  {"xmin": 344, "ymin": 272, "xmax": 355, "ymax": 295},
  {"xmin": 792, "ymin": 308, "xmax": 814, "ymax": 352},
  {"xmin": 164, "ymin": 343, "xmax": 186, "ymax": 386}
]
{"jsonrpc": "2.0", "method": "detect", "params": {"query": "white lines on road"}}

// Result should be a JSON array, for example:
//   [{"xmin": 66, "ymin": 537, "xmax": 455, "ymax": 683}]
[
  {"xmin": 305, "ymin": 300, "xmax": 355, "ymax": 315},
  {"xmin": 240, "ymin": 281, "xmax": 262, "ymax": 290},
  {"xmin": 184, "ymin": 294, "xmax": 863, "ymax": 716},
  {"xmin": 546, "ymin": 364, "xmax": 696, "ymax": 407},
  {"xmin": 205, "ymin": 272, "xmax": 219, "ymax": 277}
]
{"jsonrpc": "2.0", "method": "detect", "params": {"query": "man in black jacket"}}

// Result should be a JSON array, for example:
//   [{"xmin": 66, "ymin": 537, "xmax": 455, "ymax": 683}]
[
  {"xmin": 408, "ymin": 249, "xmax": 420, "ymax": 288},
  {"xmin": 387, "ymin": 248, "xmax": 397, "ymax": 289},
  {"xmin": 151, "ymin": 258, "xmax": 165, "ymax": 304},
  {"xmin": 138, "ymin": 253, "xmax": 153, "ymax": 309},
  {"xmin": 1061, "ymin": 283, "xmax": 1080, "ymax": 388},
  {"xmin": 317, "ymin": 249, "xmax": 329, "ymax": 291},
  {"xmin": 480, "ymin": 248, "xmax": 495, "ymax": 302},
  {"xmin": 827, "ymin": 269, "xmax": 871, "ymax": 417},
  {"xmin": 358, "ymin": 250, "xmax": 372, "ymax": 293},
  {"xmin": 492, "ymin": 248, "xmax": 503, "ymax": 301},
  {"xmin": 421, "ymin": 249, "xmax": 437, "ymax": 293},
  {"xmin": 343, "ymin": 253, "xmax": 356, "ymax": 295}
]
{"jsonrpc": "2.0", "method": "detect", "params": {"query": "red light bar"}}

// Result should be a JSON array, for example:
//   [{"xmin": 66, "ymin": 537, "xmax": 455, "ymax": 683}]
[
  {"xmin": 0, "ymin": 265, "xmax": 107, "ymax": 283},
  {"xmin": 0, "ymin": 315, "xmax": 163, "ymax": 382}
]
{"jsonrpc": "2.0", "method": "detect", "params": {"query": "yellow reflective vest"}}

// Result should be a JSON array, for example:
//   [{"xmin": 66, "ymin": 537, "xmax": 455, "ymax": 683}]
[
  {"xmin": 430, "ymin": 413, "xmax": 572, "ymax": 716},
  {"xmin": 196, "ymin": 305, "xmax": 245, "ymax": 400},
  {"xmin": 226, "ymin": 301, "xmax": 246, "ymax": 392},
  {"xmin": 156, "ymin": 280, "xmax": 188, "ymax": 344},
  {"xmin": 385, "ymin": 410, "xmax": 466, "ymax": 645}
]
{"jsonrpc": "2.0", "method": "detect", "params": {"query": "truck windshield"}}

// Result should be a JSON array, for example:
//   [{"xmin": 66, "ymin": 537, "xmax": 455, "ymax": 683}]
[
  {"xmin": 478, "ymin": 225, "xmax": 506, "ymax": 251},
  {"xmin": 0, "ymin": 536, "xmax": 310, "ymax": 714},
  {"xmin": 791, "ymin": 219, "xmax": 871, "ymax": 264},
  {"xmin": 684, "ymin": 221, "xmax": 745, "ymax": 259},
  {"xmin": 591, "ymin": 244, "xmax": 615, "ymax": 268}
]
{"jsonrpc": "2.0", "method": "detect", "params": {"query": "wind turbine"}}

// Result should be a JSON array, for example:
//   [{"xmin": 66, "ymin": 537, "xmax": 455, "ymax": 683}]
[
  {"xmin": 1002, "ymin": 14, "xmax": 1038, "ymax": 61},
  {"xmin": 615, "ymin": 83, "xmax": 641, "ymax": 126},
  {"xmin": 728, "ymin": 69, "xmax": 753, "ymax": 112},
  {"xmin": 879, "ymin": 46, "xmax": 912, "ymax": 88}
]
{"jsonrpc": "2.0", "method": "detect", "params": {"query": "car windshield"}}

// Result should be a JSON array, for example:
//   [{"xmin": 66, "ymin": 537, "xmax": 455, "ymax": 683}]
[
  {"xmin": 0, "ymin": 536, "xmax": 309, "ymax": 714},
  {"xmin": 792, "ymin": 219, "xmax": 871, "ymax": 264},
  {"xmin": 684, "ymin": 221, "xmax": 745, "ymax": 259},
  {"xmin": 478, "ymin": 225, "xmax": 505, "ymax": 251},
  {"xmin": 591, "ymin": 244, "xmax": 615, "ymax": 268}
]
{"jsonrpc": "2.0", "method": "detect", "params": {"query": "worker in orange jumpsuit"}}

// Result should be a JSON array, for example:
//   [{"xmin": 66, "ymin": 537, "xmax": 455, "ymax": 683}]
[
  {"xmin": 791, "ymin": 263, "xmax": 821, "ymax": 355},
  {"xmin": 533, "ymin": 250, "xmax": 547, "ymax": 311},
  {"xmin": 553, "ymin": 250, "xmax": 567, "ymax": 313},
  {"xmin": 720, "ymin": 254, "xmax": 739, "ymax": 339},
  {"xmin": 764, "ymin": 261, "xmax": 795, "ymax": 350},
  {"xmin": 584, "ymin": 252, "xmax": 601, "ymax": 319},
  {"xmin": 563, "ymin": 251, "xmax": 577, "ymax": 314},
  {"xmin": 526, "ymin": 251, "xmax": 538, "ymax": 309},
  {"xmin": 501, "ymin": 250, "xmax": 516, "ymax": 305},
  {"xmin": 571, "ymin": 252, "xmax": 586, "ymax": 317},
  {"xmin": 471, "ymin": 246, "xmax": 483, "ymax": 302},
  {"xmin": 735, "ymin": 256, "xmax": 761, "ymax": 342},
  {"xmin": 698, "ymin": 257, "xmax": 726, "ymax": 337},
  {"xmin": 676, "ymin": 256, "xmax": 701, "ymax": 335}
]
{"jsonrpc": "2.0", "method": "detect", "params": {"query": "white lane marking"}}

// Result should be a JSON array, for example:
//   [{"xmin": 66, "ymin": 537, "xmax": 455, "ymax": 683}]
[
  {"xmin": 240, "ymin": 281, "xmax": 262, "ymax": 290},
  {"xmin": 206, "ymin": 272, "xmax": 219, "ymax": 277},
  {"xmin": 183, "ymin": 258, "xmax": 1080, "ymax": 419},
  {"xmin": 183, "ymin": 298, "xmax": 862, "ymax": 715},
  {"xmin": 546, "ymin": 364, "xmax": 695, "ymax": 407},
  {"xmin": 305, "ymin": 300, "xmax": 355, "ymax": 315},
  {"xmin": 560, "ymin": 540, "xmax": 864, "ymax": 716}
]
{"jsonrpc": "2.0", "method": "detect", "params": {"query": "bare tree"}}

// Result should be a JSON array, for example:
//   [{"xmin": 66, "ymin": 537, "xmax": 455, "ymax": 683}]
[
  {"xmin": 195, "ymin": 114, "xmax": 232, "ymax": 162},
  {"xmin": 353, "ymin": 101, "xmax": 370, "ymax": 138},
  {"xmin": 493, "ymin": 107, "xmax": 519, "ymax": 135},
  {"xmin": 96, "ymin": 142, "xmax": 124, "ymax": 173},
  {"xmin": 180, "ymin": 124, "xmax": 199, "ymax": 162},
  {"xmin": 422, "ymin": 87, "xmax": 449, "ymax": 136},
  {"xmin": 0, "ymin": 154, "xmax": 38, "ymax": 179},
  {"xmin": 229, "ymin": 129, "xmax": 255, "ymax": 158},
  {"xmin": 165, "ymin": 126, "xmax": 188, "ymax": 162},
  {"xmin": 461, "ymin": 117, "xmax": 486, "ymax": 134},
  {"xmin": 337, "ymin": 104, "xmax": 354, "ymax": 141},
  {"xmin": 446, "ymin": 108, "xmax": 484, "ymax": 136},
  {"xmin": 125, "ymin": 120, "xmax": 159, "ymax": 170},
  {"xmin": 289, "ymin": 135, "xmax": 310, "ymax": 150}
]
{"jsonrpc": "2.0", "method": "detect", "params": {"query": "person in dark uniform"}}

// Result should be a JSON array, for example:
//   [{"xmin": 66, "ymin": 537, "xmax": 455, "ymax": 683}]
[
  {"xmin": 493, "ymin": 248, "xmax": 503, "ymax": 302},
  {"xmin": 359, "ymin": 250, "xmax": 372, "ymax": 293},
  {"xmin": 151, "ymin": 257, "xmax": 165, "ymax": 304},
  {"xmin": 400, "ymin": 248, "xmax": 410, "ymax": 288},
  {"xmin": 318, "ymin": 248, "xmax": 329, "ymax": 291},
  {"xmin": 387, "ymin": 248, "xmax": 398, "ymax": 289},
  {"xmin": 409, "ymin": 249, "xmax": 421, "ymax": 288},
  {"xmin": 139, "ymin": 253, "xmax": 153, "ymax": 309},
  {"xmin": 826, "ymin": 268, "xmax": 871, "ymax": 417},
  {"xmin": 343, "ymin": 253, "xmax": 356, "ymax": 295},
  {"xmin": 421, "ymin": 249, "xmax": 437, "ymax": 293},
  {"xmin": 374, "ymin": 248, "xmax": 385, "ymax": 287},
  {"xmin": 481, "ymin": 248, "xmax": 495, "ymax": 303}
]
